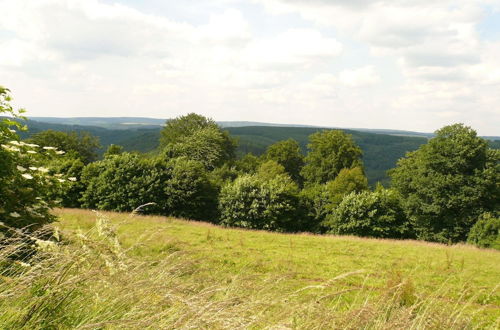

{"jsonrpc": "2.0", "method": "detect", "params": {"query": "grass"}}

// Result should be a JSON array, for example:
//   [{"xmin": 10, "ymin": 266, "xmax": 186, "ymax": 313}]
[{"xmin": 1, "ymin": 208, "xmax": 499, "ymax": 329}]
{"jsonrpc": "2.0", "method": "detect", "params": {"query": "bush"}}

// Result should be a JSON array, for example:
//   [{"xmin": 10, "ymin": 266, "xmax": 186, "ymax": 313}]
[
  {"xmin": 219, "ymin": 173, "xmax": 300, "ymax": 231},
  {"xmin": 0, "ymin": 87, "xmax": 65, "ymax": 235},
  {"xmin": 324, "ymin": 189, "xmax": 413, "ymax": 239},
  {"xmin": 467, "ymin": 213, "xmax": 500, "ymax": 250},
  {"xmin": 80, "ymin": 154, "xmax": 217, "ymax": 221}
]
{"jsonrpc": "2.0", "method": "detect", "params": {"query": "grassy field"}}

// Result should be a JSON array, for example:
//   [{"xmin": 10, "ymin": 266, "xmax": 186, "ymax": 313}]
[{"xmin": 1, "ymin": 208, "xmax": 499, "ymax": 329}]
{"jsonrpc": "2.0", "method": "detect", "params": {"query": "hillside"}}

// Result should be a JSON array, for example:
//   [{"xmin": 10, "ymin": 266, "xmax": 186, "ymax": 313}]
[
  {"xmin": 18, "ymin": 119, "xmax": 431, "ymax": 185},
  {"xmin": 2, "ymin": 208, "xmax": 497, "ymax": 328}
]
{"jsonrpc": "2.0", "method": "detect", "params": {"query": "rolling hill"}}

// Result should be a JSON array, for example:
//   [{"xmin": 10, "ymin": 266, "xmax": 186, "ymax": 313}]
[
  {"xmin": 2, "ymin": 208, "xmax": 497, "ymax": 328},
  {"xmin": 15, "ymin": 118, "xmax": 499, "ymax": 185}
]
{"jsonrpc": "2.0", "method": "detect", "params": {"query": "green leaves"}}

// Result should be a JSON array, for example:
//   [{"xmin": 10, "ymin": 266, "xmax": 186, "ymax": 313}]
[
  {"xmin": 390, "ymin": 124, "xmax": 499, "ymax": 243},
  {"xmin": 301, "ymin": 130, "xmax": 363, "ymax": 184}
]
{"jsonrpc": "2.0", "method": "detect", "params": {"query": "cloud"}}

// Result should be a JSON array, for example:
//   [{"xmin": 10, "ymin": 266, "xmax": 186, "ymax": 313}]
[{"xmin": 339, "ymin": 66, "xmax": 380, "ymax": 87}]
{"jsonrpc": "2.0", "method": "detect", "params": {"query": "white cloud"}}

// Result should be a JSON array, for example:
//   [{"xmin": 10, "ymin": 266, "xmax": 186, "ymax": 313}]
[{"xmin": 339, "ymin": 66, "xmax": 380, "ymax": 87}]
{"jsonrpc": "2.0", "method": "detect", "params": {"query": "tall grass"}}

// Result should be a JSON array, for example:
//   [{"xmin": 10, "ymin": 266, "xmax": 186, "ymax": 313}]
[{"xmin": 0, "ymin": 211, "xmax": 498, "ymax": 329}]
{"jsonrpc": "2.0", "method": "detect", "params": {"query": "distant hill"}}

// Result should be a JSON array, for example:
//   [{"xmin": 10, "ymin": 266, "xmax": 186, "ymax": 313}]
[{"xmin": 15, "ymin": 118, "xmax": 499, "ymax": 186}]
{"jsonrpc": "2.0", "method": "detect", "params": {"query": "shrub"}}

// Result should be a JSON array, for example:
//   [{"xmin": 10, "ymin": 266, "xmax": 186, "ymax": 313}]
[
  {"xmin": 219, "ymin": 173, "xmax": 300, "ymax": 231},
  {"xmin": 324, "ymin": 189, "xmax": 413, "ymax": 239},
  {"xmin": 80, "ymin": 154, "xmax": 217, "ymax": 221},
  {"xmin": 467, "ymin": 213, "xmax": 500, "ymax": 250},
  {"xmin": 0, "ymin": 87, "xmax": 65, "ymax": 235}
]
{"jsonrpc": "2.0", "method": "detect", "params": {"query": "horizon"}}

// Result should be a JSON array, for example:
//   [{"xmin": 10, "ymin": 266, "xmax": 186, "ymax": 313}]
[{"xmin": 1, "ymin": 0, "xmax": 499, "ymax": 135}]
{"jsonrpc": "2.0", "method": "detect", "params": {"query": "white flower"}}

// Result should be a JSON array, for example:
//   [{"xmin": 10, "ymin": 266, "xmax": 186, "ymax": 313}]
[
  {"xmin": 8, "ymin": 129, "xmax": 16, "ymax": 133},
  {"xmin": 21, "ymin": 173, "xmax": 33, "ymax": 179},
  {"xmin": 55, "ymin": 173, "xmax": 63, "ymax": 177},
  {"xmin": 9, "ymin": 140, "xmax": 21, "ymax": 146},
  {"xmin": 9, "ymin": 212, "xmax": 21, "ymax": 218},
  {"xmin": 38, "ymin": 167, "xmax": 49, "ymax": 173},
  {"xmin": 26, "ymin": 143, "xmax": 39, "ymax": 148},
  {"xmin": 56, "ymin": 150, "xmax": 65, "ymax": 155},
  {"xmin": 57, "ymin": 178, "xmax": 66, "ymax": 183},
  {"xmin": 16, "ymin": 165, "xmax": 27, "ymax": 172},
  {"xmin": 29, "ymin": 166, "xmax": 38, "ymax": 171},
  {"xmin": 43, "ymin": 146, "xmax": 57, "ymax": 150},
  {"xmin": 68, "ymin": 177, "xmax": 77, "ymax": 182},
  {"xmin": 27, "ymin": 150, "xmax": 37, "ymax": 154}
]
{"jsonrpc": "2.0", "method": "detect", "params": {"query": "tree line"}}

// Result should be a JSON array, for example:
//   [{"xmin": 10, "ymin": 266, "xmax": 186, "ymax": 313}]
[{"xmin": 1, "ymin": 88, "xmax": 499, "ymax": 249}]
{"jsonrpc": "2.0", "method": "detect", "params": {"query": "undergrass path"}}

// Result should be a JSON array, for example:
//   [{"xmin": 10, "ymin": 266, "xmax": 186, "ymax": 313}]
[{"xmin": 49, "ymin": 208, "xmax": 500, "ymax": 328}]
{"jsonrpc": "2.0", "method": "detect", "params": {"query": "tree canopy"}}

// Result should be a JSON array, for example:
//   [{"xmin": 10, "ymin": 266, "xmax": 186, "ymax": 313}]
[
  {"xmin": 301, "ymin": 130, "xmax": 363, "ymax": 185},
  {"xmin": 390, "ymin": 124, "xmax": 499, "ymax": 243},
  {"xmin": 264, "ymin": 138, "xmax": 304, "ymax": 184}
]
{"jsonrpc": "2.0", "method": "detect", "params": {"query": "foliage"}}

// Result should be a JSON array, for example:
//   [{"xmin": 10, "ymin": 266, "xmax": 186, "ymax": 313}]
[
  {"xmin": 162, "ymin": 157, "xmax": 218, "ymax": 221},
  {"xmin": 0, "ymin": 87, "xmax": 64, "ymax": 234},
  {"xmin": 256, "ymin": 160, "xmax": 287, "ymax": 181},
  {"xmin": 263, "ymin": 139, "xmax": 304, "ymax": 184},
  {"xmin": 160, "ymin": 113, "xmax": 237, "ymax": 166},
  {"xmin": 104, "ymin": 144, "xmax": 124, "ymax": 157},
  {"xmin": 390, "ymin": 124, "xmax": 499, "ymax": 243},
  {"xmin": 80, "ymin": 153, "xmax": 217, "ymax": 221},
  {"xmin": 46, "ymin": 157, "xmax": 85, "ymax": 208},
  {"xmin": 27, "ymin": 129, "xmax": 100, "ymax": 164},
  {"xmin": 325, "ymin": 188, "xmax": 413, "ymax": 239},
  {"xmin": 324, "ymin": 167, "xmax": 368, "ymax": 207},
  {"xmin": 164, "ymin": 126, "xmax": 233, "ymax": 170},
  {"xmin": 234, "ymin": 153, "xmax": 261, "ymax": 174},
  {"xmin": 218, "ymin": 173, "xmax": 300, "ymax": 231},
  {"xmin": 301, "ymin": 130, "xmax": 363, "ymax": 184},
  {"xmin": 467, "ymin": 213, "xmax": 500, "ymax": 250}
]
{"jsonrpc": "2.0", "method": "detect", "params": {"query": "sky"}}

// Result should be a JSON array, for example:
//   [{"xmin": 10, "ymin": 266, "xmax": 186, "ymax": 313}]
[{"xmin": 0, "ymin": 0, "xmax": 499, "ymax": 135}]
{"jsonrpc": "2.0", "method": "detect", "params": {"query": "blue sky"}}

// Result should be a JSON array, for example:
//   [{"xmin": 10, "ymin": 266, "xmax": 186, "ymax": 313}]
[{"xmin": 0, "ymin": 0, "xmax": 499, "ymax": 134}]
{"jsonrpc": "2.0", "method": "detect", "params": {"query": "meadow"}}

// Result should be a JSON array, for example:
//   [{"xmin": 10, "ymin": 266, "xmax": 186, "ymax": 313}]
[{"xmin": 2, "ymin": 208, "xmax": 498, "ymax": 329}]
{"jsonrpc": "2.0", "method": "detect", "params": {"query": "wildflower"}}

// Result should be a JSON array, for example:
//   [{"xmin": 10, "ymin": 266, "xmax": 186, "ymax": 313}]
[
  {"xmin": 9, "ymin": 140, "xmax": 21, "ymax": 146},
  {"xmin": 38, "ymin": 167, "xmax": 49, "ymax": 173},
  {"xmin": 16, "ymin": 165, "xmax": 27, "ymax": 172},
  {"xmin": 21, "ymin": 173, "xmax": 33, "ymax": 179},
  {"xmin": 26, "ymin": 143, "xmax": 39, "ymax": 148},
  {"xmin": 29, "ymin": 166, "xmax": 38, "ymax": 171},
  {"xmin": 68, "ymin": 177, "xmax": 77, "ymax": 182},
  {"xmin": 9, "ymin": 212, "xmax": 21, "ymax": 218},
  {"xmin": 43, "ymin": 146, "xmax": 57, "ymax": 150},
  {"xmin": 56, "ymin": 150, "xmax": 65, "ymax": 155},
  {"xmin": 27, "ymin": 150, "xmax": 37, "ymax": 154},
  {"xmin": 57, "ymin": 178, "xmax": 65, "ymax": 183},
  {"xmin": 8, "ymin": 129, "xmax": 16, "ymax": 133}
]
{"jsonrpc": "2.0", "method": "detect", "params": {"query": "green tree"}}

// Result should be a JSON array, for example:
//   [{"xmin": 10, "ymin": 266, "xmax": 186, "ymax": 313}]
[
  {"xmin": 324, "ymin": 167, "xmax": 368, "ymax": 207},
  {"xmin": 164, "ymin": 126, "xmax": 233, "ymax": 170},
  {"xmin": 160, "ymin": 113, "xmax": 237, "ymax": 166},
  {"xmin": 390, "ymin": 124, "xmax": 499, "ymax": 243},
  {"xmin": 264, "ymin": 139, "xmax": 304, "ymax": 184},
  {"xmin": 104, "ymin": 144, "xmax": 124, "ymax": 158},
  {"xmin": 467, "ymin": 213, "xmax": 500, "ymax": 250},
  {"xmin": 80, "ymin": 154, "xmax": 217, "ymax": 221},
  {"xmin": 324, "ymin": 189, "xmax": 412, "ymax": 239},
  {"xmin": 218, "ymin": 172, "xmax": 300, "ymax": 231},
  {"xmin": 28, "ymin": 130, "xmax": 100, "ymax": 164},
  {"xmin": 301, "ymin": 130, "xmax": 363, "ymax": 184}
]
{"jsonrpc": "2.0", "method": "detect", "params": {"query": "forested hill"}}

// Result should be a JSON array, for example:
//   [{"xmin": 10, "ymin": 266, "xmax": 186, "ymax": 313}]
[{"xmin": 15, "ymin": 119, "xmax": 498, "ymax": 185}]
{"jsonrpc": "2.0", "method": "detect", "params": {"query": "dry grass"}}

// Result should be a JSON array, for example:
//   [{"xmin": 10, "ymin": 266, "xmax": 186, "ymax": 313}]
[{"xmin": 0, "ymin": 208, "xmax": 498, "ymax": 329}]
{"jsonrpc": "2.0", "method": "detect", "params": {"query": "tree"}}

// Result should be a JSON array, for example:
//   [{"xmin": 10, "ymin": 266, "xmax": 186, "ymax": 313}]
[
  {"xmin": 467, "ymin": 213, "xmax": 500, "ymax": 250},
  {"xmin": 104, "ymin": 144, "xmax": 124, "ymax": 158},
  {"xmin": 324, "ymin": 189, "xmax": 412, "ymax": 239},
  {"xmin": 28, "ymin": 130, "xmax": 100, "ymax": 164},
  {"xmin": 264, "ymin": 139, "xmax": 304, "ymax": 184},
  {"xmin": 324, "ymin": 167, "xmax": 368, "ymax": 207},
  {"xmin": 160, "ymin": 113, "xmax": 237, "ymax": 166},
  {"xmin": 390, "ymin": 124, "xmax": 499, "ymax": 243},
  {"xmin": 164, "ymin": 126, "xmax": 232, "ymax": 170},
  {"xmin": 301, "ymin": 130, "xmax": 363, "ymax": 184},
  {"xmin": 80, "ymin": 154, "xmax": 218, "ymax": 221},
  {"xmin": 218, "ymin": 171, "xmax": 300, "ymax": 231}
]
